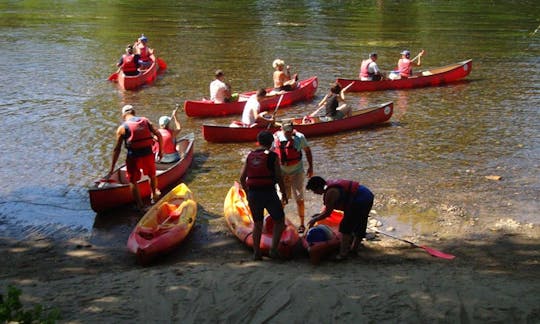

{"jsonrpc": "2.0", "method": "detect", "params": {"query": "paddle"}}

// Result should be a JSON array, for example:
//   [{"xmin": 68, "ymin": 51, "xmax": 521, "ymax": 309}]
[
  {"xmin": 98, "ymin": 163, "xmax": 126, "ymax": 188},
  {"xmin": 108, "ymin": 67, "xmax": 121, "ymax": 81},
  {"xmin": 411, "ymin": 49, "xmax": 425, "ymax": 63},
  {"xmin": 157, "ymin": 57, "xmax": 167, "ymax": 70},
  {"xmin": 308, "ymin": 82, "xmax": 354, "ymax": 118},
  {"xmin": 373, "ymin": 229, "xmax": 455, "ymax": 260},
  {"xmin": 266, "ymin": 94, "xmax": 284, "ymax": 129}
]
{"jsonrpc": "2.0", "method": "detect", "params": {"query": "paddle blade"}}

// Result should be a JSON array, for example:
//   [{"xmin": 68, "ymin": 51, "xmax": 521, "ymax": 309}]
[
  {"xmin": 157, "ymin": 58, "xmax": 167, "ymax": 70},
  {"xmin": 108, "ymin": 72, "xmax": 118, "ymax": 81},
  {"xmin": 420, "ymin": 245, "xmax": 455, "ymax": 260}
]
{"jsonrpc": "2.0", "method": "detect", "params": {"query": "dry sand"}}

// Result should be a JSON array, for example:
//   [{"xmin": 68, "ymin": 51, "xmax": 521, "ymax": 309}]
[{"xmin": 1, "ymin": 216, "xmax": 539, "ymax": 323}]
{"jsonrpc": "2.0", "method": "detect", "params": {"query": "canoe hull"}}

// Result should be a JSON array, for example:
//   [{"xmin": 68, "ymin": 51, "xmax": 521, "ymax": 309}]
[
  {"xmin": 337, "ymin": 59, "xmax": 472, "ymax": 92},
  {"xmin": 116, "ymin": 54, "xmax": 160, "ymax": 90},
  {"xmin": 88, "ymin": 133, "xmax": 194, "ymax": 213},
  {"xmin": 184, "ymin": 76, "xmax": 318, "ymax": 117},
  {"xmin": 223, "ymin": 182, "xmax": 300, "ymax": 259},
  {"xmin": 126, "ymin": 183, "xmax": 197, "ymax": 264},
  {"xmin": 202, "ymin": 101, "xmax": 393, "ymax": 143}
]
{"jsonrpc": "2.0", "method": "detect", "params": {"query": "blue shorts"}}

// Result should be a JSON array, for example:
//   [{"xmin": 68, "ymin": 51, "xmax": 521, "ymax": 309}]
[
  {"xmin": 339, "ymin": 185, "xmax": 374, "ymax": 237},
  {"xmin": 247, "ymin": 188, "xmax": 285, "ymax": 222}
]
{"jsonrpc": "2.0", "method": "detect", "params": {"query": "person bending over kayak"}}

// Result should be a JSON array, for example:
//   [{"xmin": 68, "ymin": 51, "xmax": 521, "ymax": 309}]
[{"xmin": 306, "ymin": 176, "xmax": 374, "ymax": 261}]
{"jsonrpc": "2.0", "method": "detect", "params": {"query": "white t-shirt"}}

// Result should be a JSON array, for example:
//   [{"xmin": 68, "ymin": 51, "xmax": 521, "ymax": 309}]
[
  {"xmin": 241, "ymin": 94, "xmax": 260, "ymax": 126},
  {"xmin": 210, "ymin": 79, "xmax": 228, "ymax": 103}
]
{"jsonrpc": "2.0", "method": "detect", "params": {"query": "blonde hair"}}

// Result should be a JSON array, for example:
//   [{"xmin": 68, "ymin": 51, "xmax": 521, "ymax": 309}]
[{"xmin": 272, "ymin": 59, "xmax": 285, "ymax": 69}]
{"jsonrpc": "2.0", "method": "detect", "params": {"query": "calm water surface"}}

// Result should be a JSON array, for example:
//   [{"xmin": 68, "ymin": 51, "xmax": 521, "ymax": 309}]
[{"xmin": 0, "ymin": 1, "xmax": 538, "ymax": 244}]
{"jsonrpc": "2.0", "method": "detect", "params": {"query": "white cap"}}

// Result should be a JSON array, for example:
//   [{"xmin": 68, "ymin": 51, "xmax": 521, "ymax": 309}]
[{"xmin": 122, "ymin": 105, "xmax": 134, "ymax": 114}]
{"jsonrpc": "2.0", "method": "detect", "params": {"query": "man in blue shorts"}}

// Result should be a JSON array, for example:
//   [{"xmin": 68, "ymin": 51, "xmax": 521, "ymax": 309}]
[{"xmin": 240, "ymin": 131, "xmax": 288, "ymax": 260}]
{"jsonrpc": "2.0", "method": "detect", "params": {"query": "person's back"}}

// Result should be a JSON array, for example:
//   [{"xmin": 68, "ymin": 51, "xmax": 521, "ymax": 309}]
[
  {"xmin": 272, "ymin": 59, "xmax": 298, "ymax": 92},
  {"xmin": 210, "ymin": 70, "xmax": 231, "ymax": 103},
  {"xmin": 118, "ymin": 45, "xmax": 140, "ymax": 76}
]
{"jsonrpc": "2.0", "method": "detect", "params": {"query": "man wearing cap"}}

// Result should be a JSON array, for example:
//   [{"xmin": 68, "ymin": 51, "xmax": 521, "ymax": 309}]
[
  {"xmin": 134, "ymin": 34, "xmax": 154, "ymax": 68},
  {"xmin": 273, "ymin": 121, "xmax": 313, "ymax": 234},
  {"xmin": 272, "ymin": 59, "xmax": 298, "ymax": 93},
  {"xmin": 397, "ymin": 49, "xmax": 422, "ymax": 78},
  {"xmin": 109, "ymin": 105, "xmax": 163, "ymax": 211},
  {"xmin": 306, "ymin": 176, "xmax": 374, "ymax": 261},
  {"xmin": 155, "ymin": 106, "xmax": 182, "ymax": 163},
  {"xmin": 209, "ymin": 69, "xmax": 232, "ymax": 104},
  {"xmin": 359, "ymin": 52, "xmax": 383, "ymax": 81}
]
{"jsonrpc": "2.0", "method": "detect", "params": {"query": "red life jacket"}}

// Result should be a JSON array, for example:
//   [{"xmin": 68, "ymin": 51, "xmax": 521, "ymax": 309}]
[
  {"xmin": 325, "ymin": 179, "xmax": 360, "ymax": 211},
  {"xmin": 246, "ymin": 149, "xmax": 276, "ymax": 189},
  {"xmin": 121, "ymin": 54, "xmax": 138, "ymax": 73},
  {"xmin": 274, "ymin": 133, "xmax": 302, "ymax": 166},
  {"xmin": 359, "ymin": 59, "xmax": 373, "ymax": 79},
  {"xmin": 138, "ymin": 45, "xmax": 150, "ymax": 62},
  {"xmin": 157, "ymin": 128, "xmax": 176, "ymax": 154},
  {"xmin": 123, "ymin": 117, "xmax": 154, "ymax": 150},
  {"xmin": 398, "ymin": 58, "xmax": 412, "ymax": 78}
]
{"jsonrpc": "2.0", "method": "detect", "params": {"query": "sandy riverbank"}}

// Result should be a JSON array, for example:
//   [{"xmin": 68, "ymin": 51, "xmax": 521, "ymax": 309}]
[{"xmin": 1, "ymin": 216, "xmax": 539, "ymax": 323}]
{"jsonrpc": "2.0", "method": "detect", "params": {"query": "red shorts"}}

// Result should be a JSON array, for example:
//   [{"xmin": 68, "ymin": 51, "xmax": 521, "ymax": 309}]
[{"xmin": 126, "ymin": 154, "xmax": 156, "ymax": 183}]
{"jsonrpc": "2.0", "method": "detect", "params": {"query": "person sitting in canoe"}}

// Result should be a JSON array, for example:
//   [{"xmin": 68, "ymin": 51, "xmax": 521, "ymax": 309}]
[
  {"xmin": 270, "ymin": 59, "xmax": 298, "ymax": 95},
  {"xmin": 134, "ymin": 34, "xmax": 154, "ymax": 69},
  {"xmin": 315, "ymin": 82, "xmax": 352, "ymax": 121},
  {"xmin": 237, "ymin": 88, "xmax": 274, "ymax": 128},
  {"xmin": 153, "ymin": 106, "xmax": 182, "ymax": 163},
  {"xmin": 117, "ymin": 44, "xmax": 140, "ymax": 76},
  {"xmin": 389, "ymin": 49, "xmax": 423, "ymax": 79},
  {"xmin": 209, "ymin": 69, "xmax": 232, "ymax": 103},
  {"xmin": 359, "ymin": 52, "xmax": 383, "ymax": 81}
]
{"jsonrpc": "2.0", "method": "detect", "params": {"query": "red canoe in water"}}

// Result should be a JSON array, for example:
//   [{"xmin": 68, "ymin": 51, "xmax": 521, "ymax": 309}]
[
  {"xmin": 88, "ymin": 133, "xmax": 194, "ymax": 213},
  {"xmin": 336, "ymin": 59, "xmax": 472, "ymax": 92},
  {"xmin": 126, "ymin": 183, "xmax": 197, "ymax": 264},
  {"xmin": 202, "ymin": 101, "xmax": 393, "ymax": 143},
  {"xmin": 183, "ymin": 76, "xmax": 318, "ymax": 117},
  {"xmin": 223, "ymin": 182, "xmax": 300, "ymax": 259},
  {"xmin": 111, "ymin": 54, "xmax": 165, "ymax": 90}
]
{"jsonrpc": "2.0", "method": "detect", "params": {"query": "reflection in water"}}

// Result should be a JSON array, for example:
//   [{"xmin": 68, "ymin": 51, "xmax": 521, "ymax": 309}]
[{"xmin": 0, "ymin": 1, "xmax": 538, "ymax": 245}]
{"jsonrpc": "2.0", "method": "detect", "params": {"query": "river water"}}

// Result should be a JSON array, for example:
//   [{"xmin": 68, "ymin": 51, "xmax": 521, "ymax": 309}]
[{"xmin": 0, "ymin": 1, "xmax": 538, "ymax": 244}]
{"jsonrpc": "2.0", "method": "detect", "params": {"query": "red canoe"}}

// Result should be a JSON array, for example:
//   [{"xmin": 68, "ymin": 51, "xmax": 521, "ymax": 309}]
[
  {"xmin": 114, "ymin": 54, "xmax": 161, "ymax": 90},
  {"xmin": 126, "ymin": 183, "xmax": 197, "ymax": 264},
  {"xmin": 223, "ymin": 182, "xmax": 300, "ymax": 259},
  {"xmin": 88, "ymin": 133, "xmax": 194, "ymax": 213},
  {"xmin": 183, "ymin": 76, "xmax": 318, "ymax": 117},
  {"xmin": 202, "ymin": 101, "xmax": 393, "ymax": 143},
  {"xmin": 336, "ymin": 59, "xmax": 472, "ymax": 92},
  {"xmin": 302, "ymin": 211, "xmax": 344, "ymax": 264}
]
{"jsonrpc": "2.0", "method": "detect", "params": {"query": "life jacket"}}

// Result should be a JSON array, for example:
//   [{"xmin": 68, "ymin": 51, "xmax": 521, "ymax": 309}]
[
  {"xmin": 274, "ymin": 133, "xmax": 302, "ymax": 166},
  {"xmin": 138, "ymin": 45, "xmax": 150, "ymax": 62},
  {"xmin": 121, "ymin": 54, "xmax": 138, "ymax": 73},
  {"xmin": 123, "ymin": 117, "xmax": 154, "ymax": 151},
  {"xmin": 325, "ymin": 93, "xmax": 339, "ymax": 117},
  {"xmin": 359, "ymin": 59, "xmax": 373, "ymax": 79},
  {"xmin": 325, "ymin": 179, "xmax": 360, "ymax": 211},
  {"xmin": 157, "ymin": 128, "xmax": 176, "ymax": 154},
  {"xmin": 245, "ymin": 149, "xmax": 276, "ymax": 189},
  {"xmin": 398, "ymin": 58, "xmax": 412, "ymax": 78}
]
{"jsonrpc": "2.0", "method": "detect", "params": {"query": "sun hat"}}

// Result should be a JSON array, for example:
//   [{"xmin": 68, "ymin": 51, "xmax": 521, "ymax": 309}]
[
  {"xmin": 122, "ymin": 105, "xmax": 134, "ymax": 114},
  {"xmin": 272, "ymin": 59, "xmax": 285, "ymax": 69},
  {"xmin": 159, "ymin": 116, "xmax": 171, "ymax": 127}
]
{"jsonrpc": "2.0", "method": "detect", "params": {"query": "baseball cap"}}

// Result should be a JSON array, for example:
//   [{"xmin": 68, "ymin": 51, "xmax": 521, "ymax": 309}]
[
  {"xmin": 400, "ymin": 50, "xmax": 410, "ymax": 56},
  {"xmin": 159, "ymin": 116, "xmax": 171, "ymax": 127},
  {"xmin": 122, "ymin": 105, "xmax": 134, "ymax": 114}
]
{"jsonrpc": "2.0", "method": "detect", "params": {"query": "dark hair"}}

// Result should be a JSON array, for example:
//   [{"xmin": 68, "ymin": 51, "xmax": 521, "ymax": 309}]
[
  {"xmin": 257, "ymin": 130, "xmax": 274, "ymax": 147},
  {"xmin": 330, "ymin": 82, "xmax": 342, "ymax": 94},
  {"xmin": 370, "ymin": 52, "xmax": 377, "ymax": 58},
  {"xmin": 306, "ymin": 176, "xmax": 326, "ymax": 191},
  {"xmin": 256, "ymin": 88, "xmax": 267, "ymax": 97},
  {"xmin": 215, "ymin": 69, "xmax": 224, "ymax": 77}
]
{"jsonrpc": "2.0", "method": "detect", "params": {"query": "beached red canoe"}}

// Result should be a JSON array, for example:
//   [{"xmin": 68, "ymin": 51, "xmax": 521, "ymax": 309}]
[
  {"xmin": 202, "ymin": 101, "xmax": 393, "ymax": 143},
  {"xmin": 183, "ymin": 76, "xmax": 318, "ymax": 117},
  {"xmin": 113, "ymin": 54, "xmax": 161, "ymax": 90},
  {"xmin": 88, "ymin": 133, "xmax": 194, "ymax": 213},
  {"xmin": 337, "ymin": 59, "xmax": 472, "ymax": 92},
  {"xmin": 223, "ymin": 182, "xmax": 300, "ymax": 259},
  {"xmin": 127, "ymin": 183, "xmax": 197, "ymax": 264}
]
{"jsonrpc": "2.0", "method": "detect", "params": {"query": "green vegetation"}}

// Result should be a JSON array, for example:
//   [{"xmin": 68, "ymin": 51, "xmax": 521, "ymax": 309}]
[{"xmin": 0, "ymin": 285, "xmax": 60, "ymax": 324}]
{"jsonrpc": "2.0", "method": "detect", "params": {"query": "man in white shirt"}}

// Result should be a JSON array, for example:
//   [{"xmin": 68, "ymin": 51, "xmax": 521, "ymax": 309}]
[
  {"xmin": 241, "ymin": 88, "xmax": 273, "ymax": 127},
  {"xmin": 209, "ymin": 69, "xmax": 231, "ymax": 103}
]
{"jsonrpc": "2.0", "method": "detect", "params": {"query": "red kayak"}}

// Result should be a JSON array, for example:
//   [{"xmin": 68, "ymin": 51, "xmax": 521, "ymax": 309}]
[
  {"xmin": 110, "ymin": 54, "xmax": 164, "ymax": 90},
  {"xmin": 337, "ymin": 59, "xmax": 472, "ymax": 92},
  {"xmin": 88, "ymin": 133, "xmax": 194, "ymax": 213},
  {"xmin": 126, "ymin": 183, "xmax": 197, "ymax": 264},
  {"xmin": 202, "ymin": 101, "xmax": 393, "ymax": 143},
  {"xmin": 223, "ymin": 182, "xmax": 300, "ymax": 259},
  {"xmin": 183, "ymin": 76, "xmax": 318, "ymax": 117}
]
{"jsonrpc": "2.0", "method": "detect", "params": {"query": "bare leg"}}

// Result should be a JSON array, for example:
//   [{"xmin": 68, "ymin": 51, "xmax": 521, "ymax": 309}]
[
  {"xmin": 297, "ymin": 199, "xmax": 305, "ymax": 232},
  {"xmin": 130, "ymin": 182, "xmax": 144, "ymax": 210},
  {"xmin": 150, "ymin": 176, "xmax": 161, "ymax": 203},
  {"xmin": 339, "ymin": 233, "xmax": 353, "ymax": 258},
  {"xmin": 253, "ymin": 221, "xmax": 263, "ymax": 260},
  {"xmin": 270, "ymin": 218, "xmax": 285, "ymax": 258}
]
